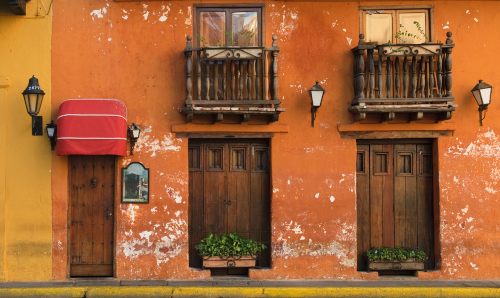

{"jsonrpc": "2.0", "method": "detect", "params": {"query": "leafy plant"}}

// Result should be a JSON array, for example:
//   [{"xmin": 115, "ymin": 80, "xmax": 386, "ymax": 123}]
[
  {"xmin": 196, "ymin": 233, "xmax": 266, "ymax": 258},
  {"xmin": 394, "ymin": 21, "xmax": 427, "ymax": 43},
  {"xmin": 367, "ymin": 247, "xmax": 427, "ymax": 262}
]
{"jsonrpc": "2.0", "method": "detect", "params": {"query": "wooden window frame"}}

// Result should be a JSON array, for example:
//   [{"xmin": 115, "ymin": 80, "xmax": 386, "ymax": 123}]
[
  {"xmin": 194, "ymin": 4, "xmax": 264, "ymax": 47},
  {"xmin": 360, "ymin": 6, "xmax": 434, "ymax": 44}
]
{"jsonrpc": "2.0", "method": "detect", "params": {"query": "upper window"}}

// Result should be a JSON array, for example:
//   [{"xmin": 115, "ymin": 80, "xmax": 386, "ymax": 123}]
[
  {"xmin": 361, "ymin": 8, "xmax": 430, "ymax": 44},
  {"xmin": 196, "ymin": 7, "xmax": 262, "ymax": 47}
]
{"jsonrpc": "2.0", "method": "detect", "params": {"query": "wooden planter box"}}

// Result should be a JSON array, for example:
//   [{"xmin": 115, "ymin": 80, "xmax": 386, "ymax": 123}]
[
  {"xmin": 202, "ymin": 256, "xmax": 256, "ymax": 268},
  {"xmin": 368, "ymin": 260, "xmax": 425, "ymax": 271}
]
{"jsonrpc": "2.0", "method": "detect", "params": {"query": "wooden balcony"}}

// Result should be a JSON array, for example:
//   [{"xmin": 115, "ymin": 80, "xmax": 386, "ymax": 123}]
[
  {"xmin": 349, "ymin": 32, "xmax": 455, "ymax": 122},
  {"xmin": 181, "ymin": 36, "xmax": 283, "ymax": 123}
]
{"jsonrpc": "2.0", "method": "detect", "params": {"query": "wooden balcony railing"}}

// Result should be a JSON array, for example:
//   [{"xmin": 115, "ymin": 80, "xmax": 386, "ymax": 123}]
[
  {"xmin": 182, "ymin": 35, "xmax": 283, "ymax": 122},
  {"xmin": 349, "ymin": 32, "xmax": 455, "ymax": 121}
]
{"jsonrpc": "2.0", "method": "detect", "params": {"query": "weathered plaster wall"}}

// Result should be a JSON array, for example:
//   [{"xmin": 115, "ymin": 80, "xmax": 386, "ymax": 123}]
[
  {"xmin": 52, "ymin": 0, "xmax": 499, "ymax": 280},
  {"xmin": 0, "ymin": 1, "xmax": 52, "ymax": 280}
]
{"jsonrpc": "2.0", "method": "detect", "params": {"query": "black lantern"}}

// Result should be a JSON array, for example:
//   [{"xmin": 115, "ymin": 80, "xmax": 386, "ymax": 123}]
[
  {"xmin": 471, "ymin": 80, "xmax": 493, "ymax": 126},
  {"xmin": 128, "ymin": 123, "xmax": 141, "ymax": 155},
  {"xmin": 46, "ymin": 121, "xmax": 57, "ymax": 151},
  {"xmin": 309, "ymin": 81, "xmax": 325, "ymax": 127},
  {"xmin": 22, "ymin": 76, "xmax": 45, "ymax": 135}
]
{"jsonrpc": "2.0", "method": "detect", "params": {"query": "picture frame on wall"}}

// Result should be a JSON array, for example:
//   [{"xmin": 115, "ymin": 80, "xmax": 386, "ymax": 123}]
[{"xmin": 122, "ymin": 162, "xmax": 149, "ymax": 203}]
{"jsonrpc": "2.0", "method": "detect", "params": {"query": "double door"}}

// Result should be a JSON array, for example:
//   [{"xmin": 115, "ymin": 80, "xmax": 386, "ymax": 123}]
[
  {"xmin": 356, "ymin": 141, "xmax": 435, "ymax": 270},
  {"xmin": 188, "ymin": 139, "xmax": 271, "ymax": 269}
]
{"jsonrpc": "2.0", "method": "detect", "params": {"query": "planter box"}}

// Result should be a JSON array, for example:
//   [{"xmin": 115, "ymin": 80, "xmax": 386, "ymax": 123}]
[
  {"xmin": 202, "ymin": 256, "xmax": 256, "ymax": 268},
  {"xmin": 368, "ymin": 260, "xmax": 425, "ymax": 271}
]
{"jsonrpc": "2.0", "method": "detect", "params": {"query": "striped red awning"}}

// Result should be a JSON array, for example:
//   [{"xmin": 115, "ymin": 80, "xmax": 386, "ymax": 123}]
[{"xmin": 56, "ymin": 99, "xmax": 128, "ymax": 156}]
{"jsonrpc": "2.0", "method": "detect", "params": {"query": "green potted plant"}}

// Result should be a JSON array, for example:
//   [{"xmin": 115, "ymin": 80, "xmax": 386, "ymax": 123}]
[
  {"xmin": 367, "ymin": 247, "xmax": 427, "ymax": 271},
  {"xmin": 196, "ymin": 233, "xmax": 266, "ymax": 268}
]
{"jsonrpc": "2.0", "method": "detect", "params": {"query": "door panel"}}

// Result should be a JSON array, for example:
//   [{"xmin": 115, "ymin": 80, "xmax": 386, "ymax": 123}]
[
  {"xmin": 357, "ymin": 141, "xmax": 435, "ymax": 271},
  {"xmin": 70, "ymin": 156, "xmax": 115, "ymax": 277},
  {"xmin": 189, "ymin": 140, "xmax": 271, "ymax": 270},
  {"xmin": 369, "ymin": 145, "xmax": 394, "ymax": 248}
]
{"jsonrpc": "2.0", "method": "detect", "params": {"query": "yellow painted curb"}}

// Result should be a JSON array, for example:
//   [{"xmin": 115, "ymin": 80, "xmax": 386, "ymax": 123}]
[
  {"xmin": 1, "ymin": 286, "xmax": 499, "ymax": 297},
  {"xmin": 87, "ymin": 286, "xmax": 174, "ymax": 297},
  {"xmin": 0, "ymin": 287, "xmax": 86, "ymax": 298}
]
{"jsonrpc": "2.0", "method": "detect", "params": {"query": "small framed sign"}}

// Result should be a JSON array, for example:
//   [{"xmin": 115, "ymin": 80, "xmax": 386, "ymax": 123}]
[{"xmin": 122, "ymin": 162, "xmax": 149, "ymax": 203}]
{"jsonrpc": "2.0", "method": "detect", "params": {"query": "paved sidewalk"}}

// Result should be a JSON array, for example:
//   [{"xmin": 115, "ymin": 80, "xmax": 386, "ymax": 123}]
[{"xmin": 0, "ymin": 279, "xmax": 499, "ymax": 297}]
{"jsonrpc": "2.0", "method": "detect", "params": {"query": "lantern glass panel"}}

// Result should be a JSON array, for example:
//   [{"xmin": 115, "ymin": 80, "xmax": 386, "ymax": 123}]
[
  {"xmin": 132, "ymin": 129, "xmax": 140, "ymax": 139},
  {"xmin": 311, "ymin": 90, "xmax": 323, "ymax": 107},
  {"xmin": 480, "ymin": 87, "xmax": 492, "ymax": 105},
  {"xmin": 46, "ymin": 127, "xmax": 55, "ymax": 137},
  {"xmin": 472, "ymin": 89, "xmax": 482, "ymax": 106}
]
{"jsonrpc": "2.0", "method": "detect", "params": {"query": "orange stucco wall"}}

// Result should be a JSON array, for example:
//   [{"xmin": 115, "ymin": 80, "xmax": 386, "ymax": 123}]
[{"xmin": 51, "ymin": 0, "xmax": 499, "ymax": 280}]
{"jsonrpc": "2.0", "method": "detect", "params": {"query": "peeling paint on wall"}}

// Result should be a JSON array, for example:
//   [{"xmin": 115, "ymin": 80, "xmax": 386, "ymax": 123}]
[
  {"xmin": 270, "ymin": 4, "xmax": 299, "ymax": 42},
  {"xmin": 134, "ymin": 126, "xmax": 182, "ymax": 157},
  {"xmin": 90, "ymin": 4, "xmax": 109, "ymax": 20}
]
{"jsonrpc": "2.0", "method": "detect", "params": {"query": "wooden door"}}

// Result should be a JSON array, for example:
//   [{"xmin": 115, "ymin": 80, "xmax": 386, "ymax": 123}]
[
  {"xmin": 69, "ymin": 156, "xmax": 115, "ymax": 277},
  {"xmin": 188, "ymin": 139, "xmax": 271, "ymax": 270},
  {"xmin": 356, "ymin": 141, "xmax": 435, "ymax": 270}
]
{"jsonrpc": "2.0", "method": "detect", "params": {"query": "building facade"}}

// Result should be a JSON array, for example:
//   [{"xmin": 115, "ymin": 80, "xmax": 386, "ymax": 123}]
[{"xmin": 1, "ymin": 0, "xmax": 499, "ymax": 281}]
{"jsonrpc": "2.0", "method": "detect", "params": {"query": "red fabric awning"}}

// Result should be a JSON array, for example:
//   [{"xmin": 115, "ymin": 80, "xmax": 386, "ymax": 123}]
[{"xmin": 56, "ymin": 99, "xmax": 128, "ymax": 156}]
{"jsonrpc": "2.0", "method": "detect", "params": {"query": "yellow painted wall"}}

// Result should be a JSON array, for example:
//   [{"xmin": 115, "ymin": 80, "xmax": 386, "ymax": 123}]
[{"xmin": 0, "ymin": 1, "xmax": 52, "ymax": 280}]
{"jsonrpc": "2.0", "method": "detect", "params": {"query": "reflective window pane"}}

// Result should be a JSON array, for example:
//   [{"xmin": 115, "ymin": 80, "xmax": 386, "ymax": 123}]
[
  {"xmin": 232, "ymin": 12, "xmax": 258, "ymax": 46},
  {"xmin": 200, "ymin": 12, "xmax": 225, "ymax": 46}
]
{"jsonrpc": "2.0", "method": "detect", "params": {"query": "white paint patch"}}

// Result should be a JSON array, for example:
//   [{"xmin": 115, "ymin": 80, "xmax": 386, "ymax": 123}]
[
  {"xmin": 461, "ymin": 205, "xmax": 469, "ymax": 214},
  {"xmin": 485, "ymin": 187, "xmax": 497, "ymax": 194},
  {"xmin": 342, "ymin": 28, "xmax": 347, "ymax": 32},
  {"xmin": 287, "ymin": 179, "xmax": 291, "ymax": 185},
  {"xmin": 185, "ymin": 7, "xmax": 192, "ymax": 26},
  {"xmin": 134, "ymin": 127, "xmax": 182, "ymax": 157},
  {"xmin": 126, "ymin": 204, "xmax": 138, "ymax": 224},
  {"xmin": 470, "ymin": 262, "xmax": 479, "ymax": 270},
  {"xmin": 166, "ymin": 187, "xmax": 183, "ymax": 204},
  {"xmin": 331, "ymin": 20, "xmax": 338, "ymax": 28},
  {"xmin": 474, "ymin": 17, "xmax": 479, "ymax": 23},
  {"xmin": 158, "ymin": 4, "xmax": 171, "ymax": 22},
  {"xmin": 139, "ymin": 231, "xmax": 154, "ymax": 247},
  {"xmin": 284, "ymin": 221, "xmax": 303, "ymax": 234},
  {"xmin": 442, "ymin": 21, "xmax": 450, "ymax": 30},
  {"xmin": 329, "ymin": 195, "xmax": 336, "ymax": 203},
  {"xmin": 314, "ymin": 193, "xmax": 320, "ymax": 199},
  {"xmin": 465, "ymin": 10, "xmax": 470, "ymax": 14},
  {"xmin": 175, "ymin": 210, "xmax": 181, "ymax": 217},
  {"xmin": 142, "ymin": 4, "xmax": 150, "ymax": 21},
  {"xmin": 289, "ymin": 84, "xmax": 304, "ymax": 94},
  {"xmin": 273, "ymin": 237, "xmax": 355, "ymax": 267},
  {"xmin": 300, "ymin": 236, "xmax": 305, "ymax": 241},
  {"xmin": 346, "ymin": 37, "xmax": 353, "ymax": 46},
  {"xmin": 271, "ymin": 6, "xmax": 299, "ymax": 42},
  {"xmin": 446, "ymin": 129, "xmax": 500, "ymax": 158},
  {"xmin": 121, "ymin": 9, "xmax": 129, "ymax": 20},
  {"xmin": 107, "ymin": 37, "xmax": 112, "ymax": 42},
  {"xmin": 150, "ymin": 207, "xmax": 158, "ymax": 213},
  {"xmin": 273, "ymin": 188, "xmax": 279, "ymax": 193},
  {"xmin": 90, "ymin": 7, "xmax": 107, "ymax": 20}
]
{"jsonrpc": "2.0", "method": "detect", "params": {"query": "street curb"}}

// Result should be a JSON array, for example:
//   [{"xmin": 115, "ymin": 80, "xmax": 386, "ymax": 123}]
[{"xmin": 0, "ymin": 286, "xmax": 499, "ymax": 297}]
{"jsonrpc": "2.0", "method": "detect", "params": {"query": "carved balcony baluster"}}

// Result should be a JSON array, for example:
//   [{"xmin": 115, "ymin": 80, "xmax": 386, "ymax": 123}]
[
  {"xmin": 349, "ymin": 32, "xmax": 455, "ymax": 121},
  {"xmin": 181, "ymin": 36, "xmax": 283, "ymax": 122}
]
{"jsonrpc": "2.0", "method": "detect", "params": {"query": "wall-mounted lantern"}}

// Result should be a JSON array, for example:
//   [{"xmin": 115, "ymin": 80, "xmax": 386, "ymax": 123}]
[
  {"xmin": 128, "ymin": 123, "xmax": 141, "ymax": 155},
  {"xmin": 46, "ymin": 121, "xmax": 57, "ymax": 151},
  {"xmin": 471, "ymin": 80, "xmax": 493, "ymax": 126},
  {"xmin": 22, "ymin": 76, "xmax": 45, "ymax": 136},
  {"xmin": 309, "ymin": 81, "xmax": 325, "ymax": 127}
]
